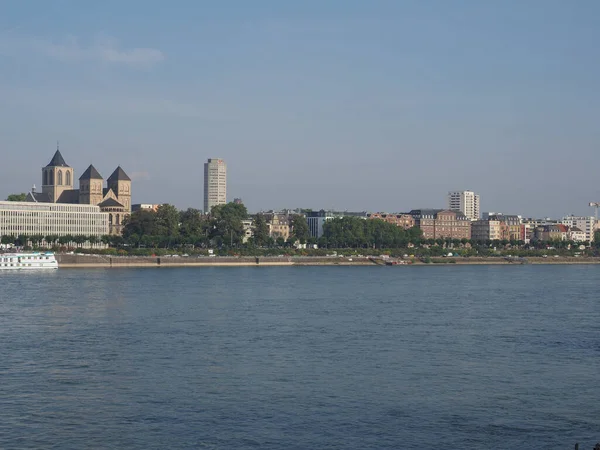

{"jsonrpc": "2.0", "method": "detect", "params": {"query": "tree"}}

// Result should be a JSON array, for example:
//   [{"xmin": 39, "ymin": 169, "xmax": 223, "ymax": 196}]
[
  {"xmin": 252, "ymin": 214, "xmax": 269, "ymax": 247},
  {"xmin": 122, "ymin": 209, "xmax": 157, "ymax": 239},
  {"xmin": 45, "ymin": 235, "xmax": 59, "ymax": 247},
  {"xmin": 180, "ymin": 208, "xmax": 207, "ymax": 242},
  {"xmin": 1, "ymin": 235, "xmax": 15, "ymax": 245},
  {"xmin": 290, "ymin": 214, "xmax": 310, "ymax": 243},
  {"xmin": 209, "ymin": 202, "xmax": 248, "ymax": 247},
  {"xmin": 155, "ymin": 204, "xmax": 180, "ymax": 238},
  {"xmin": 6, "ymin": 193, "xmax": 27, "ymax": 202},
  {"xmin": 73, "ymin": 235, "xmax": 87, "ymax": 248}
]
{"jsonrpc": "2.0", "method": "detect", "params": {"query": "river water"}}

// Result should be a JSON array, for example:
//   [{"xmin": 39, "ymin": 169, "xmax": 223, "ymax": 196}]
[{"xmin": 1, "ymin": 266, "xmax": 599, "ymax": 449}]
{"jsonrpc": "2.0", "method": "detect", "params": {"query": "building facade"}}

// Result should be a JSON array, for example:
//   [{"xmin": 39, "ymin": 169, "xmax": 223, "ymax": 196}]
[
  {"xmin": 409, "ymin": 209, "xmax": 471, "ymax": 240},
  {"xmin": 448, "ymin": 190, "xmax": 480, "ymax": 221},
  {"xmin": 204, "ymin": 158, "xmax": 227, "ymax": 214},
  {"xmin": 561, "ymin": 216, "xmax": 596, "ymax": 242},
  {"xmin": 264, "ymin": 212, "xmax": 290, "ymax": 241},
  {"xmin": 367, "ymin": 213, "xmax": 415, "ymax": 229},
  {"xmin": 471, "ymin": 219, "xmax": 509, "ymax": 241},
  {"xmin": 27, "ymin": 149, "xmax": 131, "ymax": 235},
  {"xmin": 0, "ymin": 201, "xmax": 108, "ymax": 242},
  {"xmin": 132, "ymin": 204, "xmax": 161, "ymax": 212}
]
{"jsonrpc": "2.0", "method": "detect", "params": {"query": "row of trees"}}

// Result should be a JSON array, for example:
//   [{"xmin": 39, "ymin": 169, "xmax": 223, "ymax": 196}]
[
  {"xmin": 121, "ymin": 203, "xmax": 311, "ymax": 249},
  {"xmin": 321, "ymin": 216, "xmax": 423, "ymax": 249}
]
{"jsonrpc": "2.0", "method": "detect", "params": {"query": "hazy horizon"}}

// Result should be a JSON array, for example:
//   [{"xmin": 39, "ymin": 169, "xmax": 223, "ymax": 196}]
[{"xmin": 1, "ymin": 1, "xmax": 599, "ymax": 218}]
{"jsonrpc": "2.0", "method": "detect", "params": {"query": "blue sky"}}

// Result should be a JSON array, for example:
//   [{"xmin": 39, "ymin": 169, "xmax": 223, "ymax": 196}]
[{"xmin": 1, "ymin": 0, "xmax": 599, "ymax": 217}]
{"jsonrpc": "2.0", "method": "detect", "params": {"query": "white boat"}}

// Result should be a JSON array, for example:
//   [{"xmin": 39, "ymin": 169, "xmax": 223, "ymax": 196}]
[{"xmin": 0, "ymin": 252, "xmax": 58, "ymax": 270}]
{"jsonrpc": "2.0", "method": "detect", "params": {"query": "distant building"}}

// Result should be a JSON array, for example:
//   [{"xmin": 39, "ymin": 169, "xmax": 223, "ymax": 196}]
[
  {"xmin": 471, "ymin": 219, "xmax": 509, "ymax": 241},
  {"xmin": 25, "ymin": 147, "xmax": 131, "ymax": 235},
  {"xmin": 409, "ymin": 209, "xmax": 471, "ymax": 240},
  {"xmin": 204, "ymin": 158, "xmax": 227, "ymax": 214},
  {"xmin": 367, "ymin": 213, "xmax": 415, "ymax": 229},
  {"xmin": 569, "ymin": 227, "xmax": 587, "ymax": 242},
  {"xmin": 263, "ymin": 212, "xmax": 290, "ymax": 241},
  {"xmin": 0, "ymin": 201, "xmax": 108, "ymax": 244},
  {"xmin": 534, "ymin": 224, "xmax": 569, "ymax": 242},
  {"xmin": 486, "ymin": 214, "xmax": 524, "ymax": 241},
  {"xmin": 448, "ymin": 190, "xmax": 480, "ymax": 221},
  {"xmin": 561, "ymin": 216, "xmax": 596, "ymax": 242},
  {"xmin": 132, "ymin": 204, "xmax": 161, "ymax": 212}
]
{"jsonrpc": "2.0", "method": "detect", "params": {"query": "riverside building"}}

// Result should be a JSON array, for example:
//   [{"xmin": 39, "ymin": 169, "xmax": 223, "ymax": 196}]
[
  {"xmin": 0, "ymin": 201, "xmax": 109, "ymax": 241},
  {"xmin": 448, "ymin": 190, "xmax": 480, "ymax": 221},
  {"xmin": 204, "ymin": 158, "xmax": 227, "ymax": 214}
]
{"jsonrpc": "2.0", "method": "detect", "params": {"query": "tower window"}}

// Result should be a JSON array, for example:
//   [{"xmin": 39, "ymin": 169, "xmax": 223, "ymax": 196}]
[{"xmin": 57, "ymin": 170, "xmax": 63, "ymax": 186}]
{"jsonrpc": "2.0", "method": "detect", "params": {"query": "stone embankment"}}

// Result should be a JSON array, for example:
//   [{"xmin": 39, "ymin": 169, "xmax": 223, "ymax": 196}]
[
  {"xmin": 55, "ymin": 254, "xmax": 374, "ymax": 268},
  {"xmin": 55, "ymin": 253, "xmax": 600, "ymax": 268}
]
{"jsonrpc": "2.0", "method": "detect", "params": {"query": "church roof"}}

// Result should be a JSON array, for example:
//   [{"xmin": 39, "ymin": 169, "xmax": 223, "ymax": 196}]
[
  {"xmin": 46, "ymin": 150, "xmax": 69, "ymax": 167},
  {"xmin": 79, "ymin": 164, "xmax": 103, "ymax": 180},
  {"xmin": 98, "ymin": 198, "xmax": 125, "ymax": 208},
  {"xmin": 26, "ymin": 192, "xmax": 51, "ymax": 203},
  {"xmin": 107, "ymin": 166, "xmax": 131, "ymax": 182}
]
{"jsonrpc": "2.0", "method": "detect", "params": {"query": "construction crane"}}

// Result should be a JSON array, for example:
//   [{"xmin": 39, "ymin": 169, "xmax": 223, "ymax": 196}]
[{"xmin": 589, "ymin": 202, "xmax": 600, "ymax": 221}]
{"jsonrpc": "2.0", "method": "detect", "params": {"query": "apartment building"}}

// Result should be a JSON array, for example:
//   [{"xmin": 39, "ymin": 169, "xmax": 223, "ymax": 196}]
[
  {"xmin": 409, "ymin": 209, "xmax": 471, "ymax": 240},
  {"xmin": 561, "ymin": 216, "xmax": 596, "ymax": 242},
  {"xmin": 448, "ymin": 190, "xmax": 480, "ymax": 221},
  {"xmin": 471, "ymin": 219, "xmax": 509, "ymax": 241}
]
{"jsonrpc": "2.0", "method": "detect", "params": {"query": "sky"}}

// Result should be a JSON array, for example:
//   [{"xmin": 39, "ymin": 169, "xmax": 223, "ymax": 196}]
[{"xmin": 1, "ymin": 0, "xmax": 599, "ymax": 217}]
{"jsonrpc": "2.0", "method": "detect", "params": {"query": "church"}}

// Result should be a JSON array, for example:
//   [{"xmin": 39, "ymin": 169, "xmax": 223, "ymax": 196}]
[{"xmin": 26, "ymin": 147, "xmax": 132, "ymax": 235}]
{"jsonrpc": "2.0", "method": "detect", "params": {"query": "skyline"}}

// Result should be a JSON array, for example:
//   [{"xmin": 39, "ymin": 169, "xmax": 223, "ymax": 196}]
[{"xmin": 1, "ymin": 1, "xmax": 600, "ymax": 217}]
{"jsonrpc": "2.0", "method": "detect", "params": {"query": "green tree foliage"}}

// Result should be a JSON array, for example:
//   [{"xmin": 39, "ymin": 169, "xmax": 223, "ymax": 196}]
[
  {"xmin": 155, "ymin": 204, "xmax": 180, "ymax": 237},
  {"xmin": 179, "ymin": 208, "xmax": 208, "ymax": 245},
  {"xmin": 6, "ymin": 193, "xmax": 27, "ymax": 201},
  {"xmin": 323, "ymin": 217, "xmax": 423, "ymax": 249},
  {"xmin": 122, "ymin": 209, "xmax": 158, "ymax": 239},
  {"xmin": 252, "ymin": 213, "xmax": 269, "ymax": 247},
  {"xmin": 209, "ymin": 202, "xmax": 248, "ymax": 247},
  {"xmin": 290, "ymin": 214, "xmax": 310, "ymax": 243}
]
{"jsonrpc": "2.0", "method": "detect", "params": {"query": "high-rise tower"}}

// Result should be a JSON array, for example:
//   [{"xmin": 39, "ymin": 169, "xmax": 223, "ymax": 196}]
[
  {"xmin": 448, "ymin": 190, "xmax": 480, "ymax": 221},
  {"xmin": 204, "ymin": 158, "xmax": 227, "ymax": 214}
]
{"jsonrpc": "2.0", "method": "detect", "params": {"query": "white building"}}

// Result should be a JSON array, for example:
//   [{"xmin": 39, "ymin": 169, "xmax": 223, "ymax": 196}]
[
  {"xmin": 448, "ymin": 190, "xmax": 480, "ymax": 221},
  {"xmin": 568, "ymin": 227, "xmax": 587, "ymax": 243},
  {"xmin": 204, "ymin": 158, "xmax": 227, "ymax": 214},
  {"xmin": 561, "ymin": 216, "xmax": 596, "ymax": 242},
  {"xmin": 0, "ymin": 201, "xmax": 109, "ymax": 243}
]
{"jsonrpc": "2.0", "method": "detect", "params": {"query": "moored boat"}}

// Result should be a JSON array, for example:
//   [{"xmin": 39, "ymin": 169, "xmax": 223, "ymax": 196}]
[{"xmin": 0, "ymin": 252, "xmax": 58, "ymax": 270}]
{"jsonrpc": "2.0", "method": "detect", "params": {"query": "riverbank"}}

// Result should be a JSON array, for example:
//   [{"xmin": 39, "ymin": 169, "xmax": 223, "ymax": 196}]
[{"xmin": 55, "ymin": 254, "xmax": 600, "ymax": 268}]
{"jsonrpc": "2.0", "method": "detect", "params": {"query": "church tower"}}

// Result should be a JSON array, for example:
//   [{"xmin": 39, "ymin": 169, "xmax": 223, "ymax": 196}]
[
  {"xmin": 42, "ymin": 146, "xmax": 74, "ymax": 203},
  {"xmin": 79, "ymin": 164, "xmax": 104, "ymax": 205},
  {"xmin": 107, "ymin": 166, "xmax": 132, "ymax": 212}
]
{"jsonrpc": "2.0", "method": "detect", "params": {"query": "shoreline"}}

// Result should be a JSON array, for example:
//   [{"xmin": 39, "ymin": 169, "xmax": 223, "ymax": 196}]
[{"xmin": 55, "ymin": 254, "xmax": 600, "ymax": 268}]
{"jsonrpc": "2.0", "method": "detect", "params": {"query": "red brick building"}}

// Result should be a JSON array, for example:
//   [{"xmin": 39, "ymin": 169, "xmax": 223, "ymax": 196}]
[{"xmin": 409, "ymin": 209, "xmax": 471, "ymax": 240}]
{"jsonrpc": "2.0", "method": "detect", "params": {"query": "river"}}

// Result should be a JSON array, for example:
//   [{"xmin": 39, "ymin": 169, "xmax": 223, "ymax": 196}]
[{"xmin": 1, "ymin": 266, "xmax": 599, "ymax": 449}]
